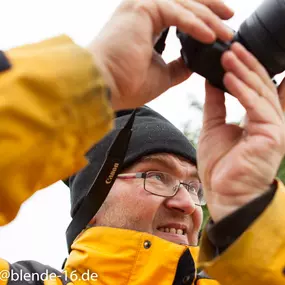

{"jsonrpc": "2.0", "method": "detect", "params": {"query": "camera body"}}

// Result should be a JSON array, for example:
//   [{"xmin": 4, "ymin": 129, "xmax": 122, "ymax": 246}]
[{"xmin": 175, "ymin": 0, "xmax": 285, "ymax": 91}]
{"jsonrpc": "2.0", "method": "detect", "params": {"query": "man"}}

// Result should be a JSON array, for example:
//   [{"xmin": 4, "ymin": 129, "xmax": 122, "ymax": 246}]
[
  {"xmin": 63, "ymin": 42, "xmax": 285, "ymax": 283},
  {"xmin": 65, "ymin": 105, "xmax": 206, "ymax": 284},
  {"xmin": 64, "ymin": 40, "xmax": 285, "ymax": 285},
  {"xmin": 0, "ymin": 1, "xmax": 285, "ymax": 285}
]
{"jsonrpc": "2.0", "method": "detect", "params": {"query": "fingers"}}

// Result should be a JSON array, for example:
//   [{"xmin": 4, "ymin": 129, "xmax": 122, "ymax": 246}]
[
  {"xmin": 176, "ymin": 0, "xmax": 234, "ymax": 42},
  {"xmin": 221, "ymin": 44, "xmax": 283, "ymax": 121},
  {"xmin": 230, "ymin": 43, "xmax": 277, "ymax": 92},
  {"xmin": 224, "ymin": 72, "xmax": 284, "ymax": 128},
  {"xmin": 223, "ymin": 67, "xmax": 282, "ymax": 126},
  {"xmin": 193, "ymin": 0, "xmax": 234, "ymax": 20},
  {"xmin": 203, "ymin": 81, "xmax": 226, "ymax": 128},
  {"xmin": 133, "ymin": 0, "xmax": 234, "ymax": 44}
]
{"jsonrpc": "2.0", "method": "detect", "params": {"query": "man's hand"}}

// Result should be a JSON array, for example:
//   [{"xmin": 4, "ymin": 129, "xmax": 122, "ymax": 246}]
[
  {"xmin": 278, "ymin": 76, "xmax": 285, "ymax": 112},
  {"xmin": 198, "ymin": 42, "xmax": 285, "ymax": 223},
  {"xmin": 88, "ymin": 0, "xmax": 234, "ymax": 111}
]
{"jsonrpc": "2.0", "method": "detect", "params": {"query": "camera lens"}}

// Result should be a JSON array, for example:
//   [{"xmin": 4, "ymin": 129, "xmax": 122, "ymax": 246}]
[
  {"xmin": 237, "ymin": 0, "xmax": 285, "ymax": 77},
  {"xmin": 177, "ymin": 0, "xmax": 285, "ymax": 91}
]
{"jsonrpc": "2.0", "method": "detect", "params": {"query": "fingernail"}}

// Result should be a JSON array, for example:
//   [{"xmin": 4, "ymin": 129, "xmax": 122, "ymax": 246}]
[
  {"xmin": 208, "ymin": 32, "xmax": 217, "ymax": 43},
  {"xmin": 232, "ymin": 42, "xmax": 245, "ymax": 51},
  {"xmin": 226, "ymin": 27, "xmax": 235, "ymax": 40}
]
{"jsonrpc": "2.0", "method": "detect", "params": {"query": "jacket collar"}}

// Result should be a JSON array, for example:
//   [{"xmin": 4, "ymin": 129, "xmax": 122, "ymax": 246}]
[{"xmin": 64, "ymin": 226, "xmax": 199, "ymax": 284}]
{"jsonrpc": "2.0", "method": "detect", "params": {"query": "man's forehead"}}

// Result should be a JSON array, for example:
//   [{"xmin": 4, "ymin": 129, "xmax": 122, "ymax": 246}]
[
  {"xmin": 140, "ymin": 153, "xmax": 192, "ymax": 163},
  {"xmin": 136, "ymin": 153, "xmax": 198, "ymax": 177}
]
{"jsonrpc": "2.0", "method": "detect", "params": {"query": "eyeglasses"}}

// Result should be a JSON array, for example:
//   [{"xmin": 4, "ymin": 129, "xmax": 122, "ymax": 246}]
[{"xmin": 117, "ymin": 171, "xmax": 206, "ymax": 206}]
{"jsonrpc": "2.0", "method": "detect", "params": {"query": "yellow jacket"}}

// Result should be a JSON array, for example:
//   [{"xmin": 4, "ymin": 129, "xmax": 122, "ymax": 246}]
[{"xmin": 0, "ymin": 35, "xmax": 285, "ymax": 285}]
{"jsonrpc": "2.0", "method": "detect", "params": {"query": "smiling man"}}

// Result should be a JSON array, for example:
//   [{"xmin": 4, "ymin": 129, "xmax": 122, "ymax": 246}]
[
  {"xmin": 64, "ymin": 96, "xmax": 285, "ymax": 285},
  {"xmin": 68, "ymin": 106, "xmax": 203, "ymax": 242},
  {"xmin": 66, "ymin": 105, "xmax": 207, "ymax": 283},
  {"xmin": 94, "ymin": 153, "xmax": 203, "ymax": 246}
]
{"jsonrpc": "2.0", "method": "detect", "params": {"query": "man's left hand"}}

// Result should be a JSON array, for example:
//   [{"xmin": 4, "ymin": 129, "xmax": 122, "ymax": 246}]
[{"xmin": 198, "ymin": 42, "xmax": 285, "ymax": 222}]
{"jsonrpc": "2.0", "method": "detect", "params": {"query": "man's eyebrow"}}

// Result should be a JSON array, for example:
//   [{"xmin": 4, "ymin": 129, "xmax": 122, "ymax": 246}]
[{"xmin": 140, "ymin": 156, "xmax": 199, "ymax": 179}]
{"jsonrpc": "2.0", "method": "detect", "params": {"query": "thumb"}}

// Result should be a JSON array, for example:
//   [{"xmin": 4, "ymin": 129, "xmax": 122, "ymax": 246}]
[
  {"xmin": 147, "ymin": 55, "xmax": 192, "ymax": 98},
  {"xmin": 203, "ymin": 81, "xmax": 226, "ymax": 128},
  {"xmin": 167, "ymin": 57, "xmax": 192, "ymax": 88}
]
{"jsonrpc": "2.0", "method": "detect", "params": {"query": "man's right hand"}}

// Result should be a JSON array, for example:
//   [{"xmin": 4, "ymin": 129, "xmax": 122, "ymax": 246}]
[{"xmin": 88, "ymin": 0, "xmax": 234, "ymax": 111}]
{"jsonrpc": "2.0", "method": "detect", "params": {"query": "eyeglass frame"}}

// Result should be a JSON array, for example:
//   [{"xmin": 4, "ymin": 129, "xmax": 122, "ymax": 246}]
[{"xmin": 117, "ymin": 171, "xmax": 206, "ymax": 206}]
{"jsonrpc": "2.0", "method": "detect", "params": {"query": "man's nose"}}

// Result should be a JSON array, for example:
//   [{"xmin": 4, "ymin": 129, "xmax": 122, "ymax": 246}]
[{"xmin": 164, "ymin": 185, "xmax": 196, "ymax": 215}]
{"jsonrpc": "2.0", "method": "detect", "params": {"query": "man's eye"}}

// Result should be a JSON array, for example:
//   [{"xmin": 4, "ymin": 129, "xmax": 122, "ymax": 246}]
[
  {"xmin": 149, "ymin": 173, "xmax": 163, "ymax": 181},
  {"xmin": 185, "ymin": 181, "xmax": 200, "ymax": 193},
  {"xmin": 190, "ymin": 185, "xmax": 198, "ymax": 193},
  {"xmin": 147, "ymin": 172, "xmax": 170, "ymax": 183}
]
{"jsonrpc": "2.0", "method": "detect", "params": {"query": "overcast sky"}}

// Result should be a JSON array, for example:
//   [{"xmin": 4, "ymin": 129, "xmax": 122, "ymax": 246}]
[{"xmin": 0, "ymin": 0, "xmax": 282, "ymax": 270}]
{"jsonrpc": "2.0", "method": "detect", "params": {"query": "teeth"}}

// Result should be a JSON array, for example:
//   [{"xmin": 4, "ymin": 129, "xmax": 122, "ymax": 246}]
[
  {"xmin": 177, "ymin": 229, "xmax": 183, "ymax": 235},
  {"xmin": 170, "ymin": 228, "xmax": 176, "ymax": 234},
  {"xmin": 158, "ymin": 227, "xmax": 185, "ymax": 235}
]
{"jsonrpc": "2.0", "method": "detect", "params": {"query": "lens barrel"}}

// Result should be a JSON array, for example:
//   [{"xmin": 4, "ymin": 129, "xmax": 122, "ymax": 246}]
[{"xmin": 178, "ymin": 0, "xmax": 285, "ymax": 91}]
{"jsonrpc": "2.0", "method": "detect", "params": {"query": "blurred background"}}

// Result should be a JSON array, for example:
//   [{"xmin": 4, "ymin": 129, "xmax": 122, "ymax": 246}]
[{"xmin": 0, "ymin": 0, "xmax": 284, "ymax": 269}]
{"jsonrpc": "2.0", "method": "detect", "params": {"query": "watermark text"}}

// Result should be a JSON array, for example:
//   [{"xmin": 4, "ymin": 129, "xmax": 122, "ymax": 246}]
[{"xmin": 0, "ymin": 269, "xmax": 98, "ymax": 282}]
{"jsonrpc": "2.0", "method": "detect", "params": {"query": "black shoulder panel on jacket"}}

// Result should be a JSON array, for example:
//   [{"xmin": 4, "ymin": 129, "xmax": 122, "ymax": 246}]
[
  {"xmin": 0, "ymin": 51, "xmax": 11, "ymax": 72},
  {"xmin": 7, "ymin": 260, "xmax": 71, "ymax": 285},
  {"xmin": 172, "ymin": 249, "xmax": 196, "ymax": 285}
]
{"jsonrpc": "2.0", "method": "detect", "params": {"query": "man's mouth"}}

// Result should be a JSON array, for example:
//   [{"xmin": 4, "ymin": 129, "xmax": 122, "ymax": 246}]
[
  {"xmin": 155, "ymin": 224, "xmax": 189, "ymax": 244},
  {"xmin": 157, "ymin": 227, "xmax": 186, "ymax": 235}
]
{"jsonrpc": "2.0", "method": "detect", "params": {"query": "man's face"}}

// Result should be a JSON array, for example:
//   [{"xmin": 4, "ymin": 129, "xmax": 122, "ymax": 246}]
[{"xmin": 93, "ymin": 153, "xmax": 203, "ymax": 245}]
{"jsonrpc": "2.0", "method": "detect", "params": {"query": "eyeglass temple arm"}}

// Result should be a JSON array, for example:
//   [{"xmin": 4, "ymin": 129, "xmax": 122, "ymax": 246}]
[{"xmin": 117, "ymin": 173, "xmax": 145, "ymax": 179}]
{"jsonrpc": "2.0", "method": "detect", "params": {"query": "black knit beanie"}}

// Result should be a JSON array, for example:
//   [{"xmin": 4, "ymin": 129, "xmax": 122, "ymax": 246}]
[{"xmin": 66, "ymin": 105, "xmax": 197, "ymax": 218}]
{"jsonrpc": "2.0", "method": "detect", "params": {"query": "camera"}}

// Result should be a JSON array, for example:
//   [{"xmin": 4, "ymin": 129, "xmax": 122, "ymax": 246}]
[{"xmin": 159, "ymin": 0, "xmax": 285, "ymax": 91}]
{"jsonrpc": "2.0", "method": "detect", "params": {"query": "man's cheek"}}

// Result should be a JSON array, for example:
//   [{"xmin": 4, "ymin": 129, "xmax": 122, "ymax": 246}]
[{"xmin": 135, "ymin": 191, "xmax": 160, "ymax": 218}]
